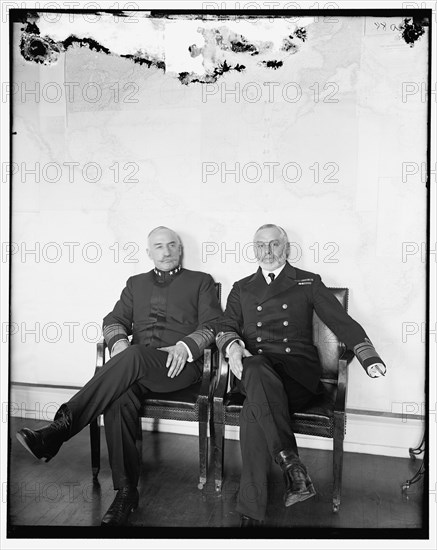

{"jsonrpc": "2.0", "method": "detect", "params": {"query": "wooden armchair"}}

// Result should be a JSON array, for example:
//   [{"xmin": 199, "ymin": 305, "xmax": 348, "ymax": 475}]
[
  {"xmin": 89, "ymin": 284, "xmax": 221, "ymax": 491},
  {"xmin": 212, "ymin": 288, "xmax": 353, "ymax": 512}
]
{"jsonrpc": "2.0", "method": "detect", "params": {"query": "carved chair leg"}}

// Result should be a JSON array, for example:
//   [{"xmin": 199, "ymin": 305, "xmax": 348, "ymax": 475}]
[
  {"xmin": 213, "ymin": 421, "xmax": 225, "ymax": 493},
  {"xmin": 90, "ymin": 417, "xmax": 101, "ymax": 481},
  {"xmin": 198, "ymin": 420, "xmax": 208, "ymax": 490},
  {"xmin": 332, "ymin": 414, "xmax": 345, "ymax": 513}
]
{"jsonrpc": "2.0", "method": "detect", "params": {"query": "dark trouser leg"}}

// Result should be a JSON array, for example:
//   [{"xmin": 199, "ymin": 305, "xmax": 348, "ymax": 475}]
[
  {"xmin": 65, "ymin": 345, "xmax": 201, "ymax": 439},
  {"xmin": 237, "ymin": 355, "xmax": 316, "ymax": 521},
  {"xmin": 236, "ymin": 356, "xmax": 295, "ymax": 520},
  {"xmin": 239, "ymin": 355, "xmax": 298, "ymax": 457},
  {"xmin": 71, "ymin": 345, "xmax": 201, "ymax": 490},
  {"xmin": 236, "ymin": 402, "xmax": 271, "ymax": 521},
  {"xmin": 103, "ymin": 383, "xmax": 144, "ymax": 490}
]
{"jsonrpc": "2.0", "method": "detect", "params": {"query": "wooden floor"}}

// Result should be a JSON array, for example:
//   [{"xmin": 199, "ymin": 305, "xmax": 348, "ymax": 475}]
[{"xmin": 7, "ymin": 417, "xmax": 426, "ymax": 538}]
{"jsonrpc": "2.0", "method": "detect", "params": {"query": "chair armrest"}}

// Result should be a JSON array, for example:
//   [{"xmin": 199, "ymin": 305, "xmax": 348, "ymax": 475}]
[
  {"xmin": 213, "ymin": 351, "xmax": 230, "ymax": 398},
  {"xmin": 339, "ymin": 348, "xmax": 355, "ymax": 363},
  {"xmin": 199, "ymin": 348, "xmax": 212, "ymax": 398},
  {"xmin": 212, "ymin": 351, "xmax": 230, "ymax": 422},
  {"xmin": 334, "ymin": 349, "xmax": 354, "ymax": 413},
  {"xmin": 209, "ymin": 346, "xmax": 220, "ymax": 394},
  {"xmin": 95, "ymin": 337, "xmax": 106, "ymax": 371},
  {"xmin": 96, "ymin": 336, "xmax": 134, "ymax": 370},
  {"xmin": 196, "ymin": 348, "xmax": 213, "ymax": 424}
]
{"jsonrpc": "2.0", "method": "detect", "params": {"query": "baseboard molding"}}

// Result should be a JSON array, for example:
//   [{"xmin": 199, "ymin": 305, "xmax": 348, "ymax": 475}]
[{"xmin": 10, "ymin": 385, "xmax": 424, "ymax": 459}]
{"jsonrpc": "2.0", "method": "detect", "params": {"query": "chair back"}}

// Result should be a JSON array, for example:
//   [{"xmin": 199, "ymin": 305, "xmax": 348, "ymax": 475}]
[
  {"xmin": 312, "ymin": 288, "xmax": 348, "ymax": 382},
  {"xmin": 214, "ymin": 282, "xmax": 222, "ymax": 302}
]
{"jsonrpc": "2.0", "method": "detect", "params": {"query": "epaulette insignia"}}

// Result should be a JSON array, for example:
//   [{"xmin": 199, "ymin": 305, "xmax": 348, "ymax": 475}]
[{"xmin": 297, "ymin": 278, "xmax": 314, "ymax": 285}]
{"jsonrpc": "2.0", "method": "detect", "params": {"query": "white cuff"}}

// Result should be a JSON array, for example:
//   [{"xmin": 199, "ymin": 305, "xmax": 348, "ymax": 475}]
[
  {"xmin": 225, "ymin": 339, "xmax": 245, "ymax": 358},
  {"xmin": 365, "ymin": 362, "xmax": 386, "ymax": 376},
  {"xmin": 177, "ymin": 341, "xmax": 193, "ymax": 362},
  {"xmin": 110, "ymin": 338, "xmax": 129, "ymax": 356}
]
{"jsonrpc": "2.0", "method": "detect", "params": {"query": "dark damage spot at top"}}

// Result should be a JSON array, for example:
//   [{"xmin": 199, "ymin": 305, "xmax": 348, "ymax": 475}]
[
  {"xmin": 214, "ymin": 60, "xmax": 240, "ymax": 76},
  {"xmin": 10, "ymin": 10, "xmax": 40, "ymax": 23},
  {"xmin": 282, "ymin": 27, "xmax": 307, "ymax": 52},
  {"xmin": 121, "ymin": 54, "xmax": 165, "ymax": 71},
  {"xmin": 230, "ymin": 38, "xmax": 259, "ymax": 55},
  {"xmin": 178, "ymin": 61, "xmax": 246, "ymax": 85},
  {"xmin": 61, "ymin": 35, "xmax": 111, "ymax": 55},
  {"xmin": 262, "ymin": 60, "xmax": 283, "ymax": 69},
  {"xmin": 399, "ymin": 18, "xmax": 426, "ymax": 47},
  {"xmin": 20, "ymin": 33, "xmax": 60, "ymax": 64},
  {"xmin": 295, "ymin": 27, "xmax": 307, "ymax": 42},
  {"xmin": 20, "ymin": 26, "xmax": 114, "ymax": 64},
  {"xmin": 24, "ymin": 21, "xmax": 40, "ymax": 34}
]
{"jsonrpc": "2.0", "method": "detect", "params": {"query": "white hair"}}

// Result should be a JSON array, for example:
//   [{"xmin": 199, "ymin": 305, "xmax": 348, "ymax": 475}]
[
  {"xmin": 253, "ymin": 224, "xmax": 289, "ymax": 243},
  {"xmin": 147, "ymin": 226, "xmax": 182, "ymax": 247}
]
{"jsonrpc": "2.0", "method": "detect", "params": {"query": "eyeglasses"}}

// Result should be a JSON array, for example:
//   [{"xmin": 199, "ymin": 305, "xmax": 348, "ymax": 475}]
[{"xmin": 254, "ymin": 240, "xmax": 282, "ymax": 251}]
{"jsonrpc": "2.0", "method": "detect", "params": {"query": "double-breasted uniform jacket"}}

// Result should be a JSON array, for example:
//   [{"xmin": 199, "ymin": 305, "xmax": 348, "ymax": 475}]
[
  {"xmin": 217, "ymin": 262, "xmax": 384, "ymax": 393},
  {"xmin": 102, "ymin": 267, "xmax": 223, "ymax": 362}
]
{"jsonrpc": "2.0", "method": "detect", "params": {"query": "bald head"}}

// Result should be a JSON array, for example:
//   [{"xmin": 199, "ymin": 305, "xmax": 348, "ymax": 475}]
[
  {"xmin": 147, "ymin": 226, "xmax": 181, "ymax": 247},
  {"xmin": 147, "ymin": 226, "xmax": 182, "ymax": 271}
]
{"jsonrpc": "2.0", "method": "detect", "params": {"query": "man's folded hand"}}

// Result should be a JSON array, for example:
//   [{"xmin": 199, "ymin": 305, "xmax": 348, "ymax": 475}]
[
  {"xmin": 158, "ymin": 343, "xmax": 189, "ymax": 378},
  {"xmin": 228, "ymin": 342, "xmax": 252, "ymax": 380}
]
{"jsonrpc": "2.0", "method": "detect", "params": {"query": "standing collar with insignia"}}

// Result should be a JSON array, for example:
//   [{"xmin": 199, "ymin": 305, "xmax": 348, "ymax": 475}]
[{"xmin": 153, "ymin": 264, "xmax": 183, "ymax": 284}]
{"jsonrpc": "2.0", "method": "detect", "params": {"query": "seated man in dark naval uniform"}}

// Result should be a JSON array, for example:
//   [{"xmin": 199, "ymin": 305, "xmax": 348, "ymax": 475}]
[
  {"xmin": 215, "ymin": 224, "xmax": 387, "ymax": 527},
  {"xmin": 16, "ymin": 226, "xmax": 223, "ymax": 526}
]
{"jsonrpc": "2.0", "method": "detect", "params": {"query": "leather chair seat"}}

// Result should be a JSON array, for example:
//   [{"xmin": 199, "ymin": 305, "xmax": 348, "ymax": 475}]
[
  {"xmin": 141, "ymin": 381, "xmax": 201, "ymax": 413},
  {"xmin": 223, "ymin": 382, "xmax": 337, "ymax": 436}
]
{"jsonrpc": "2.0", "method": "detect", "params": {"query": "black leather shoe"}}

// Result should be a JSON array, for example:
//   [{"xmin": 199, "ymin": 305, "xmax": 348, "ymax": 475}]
[
  {"xmin": 240, "ymin": 514, "xmax": 264, "ymax": 527},
  {"xmin": 16, "ymin": 405, "xmax": 72, "ymax": 462},
  {"xmin": 101, "ymin": 486, "xmax": 139, "ymax": 526},
  {"xmin": 275, "ymin": 450, "xmax": 316, "ymax": 507}
]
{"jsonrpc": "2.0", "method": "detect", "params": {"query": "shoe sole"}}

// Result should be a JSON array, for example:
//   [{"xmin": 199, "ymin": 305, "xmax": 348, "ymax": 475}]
[
  {"xmin": 16, "ymin": 432, "xmax": 43, "ymax": 461},
  {"xmin": 101, "ymin": 507, "xmax": 137, "ymax": 527},
  {"xmin": 284, "ymin": 480, "xmax": 317, "ymax": 507},
  {"xmin": 101, "ymin": 495, "xmax": 139, "ymax": 526}
]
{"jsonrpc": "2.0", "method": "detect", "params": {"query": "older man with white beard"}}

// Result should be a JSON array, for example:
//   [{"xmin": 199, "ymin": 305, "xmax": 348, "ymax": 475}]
[{"xmin": 216, "ymin": 224, "xmax": 386, "ymax": 526}]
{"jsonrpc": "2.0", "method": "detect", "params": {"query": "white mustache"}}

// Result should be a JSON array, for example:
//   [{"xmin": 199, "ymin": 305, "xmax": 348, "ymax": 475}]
[{"xmin": 260, "ymin": 251, "xmax": 286, "ymax": 262}]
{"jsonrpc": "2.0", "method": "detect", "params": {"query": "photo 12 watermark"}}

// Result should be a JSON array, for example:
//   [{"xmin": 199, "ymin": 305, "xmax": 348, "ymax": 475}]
[
  {"xmin": 2, "ymin": 321, "xmax": 103, "ymax": 344},
  {"xmin": 201, "ymin": 240, "xmax": 340, "ymax": 263},
  {"xmin": 201, "ymin": 81, "xmax": 340, "ymax": 104},
  {"xmin": 2, "ymin": 81, "xmax": 140, "ymax": 104},
  {"xmin": 2, "ymin": 161, "xmax": 140, "ymax": 184},
  {"xmin": 1, "ymin": 241, "xmax": 141, "ymax": 264},
  {"xmin": 202, "ymin": 161, "xmax": 340, "ymax": 184}
]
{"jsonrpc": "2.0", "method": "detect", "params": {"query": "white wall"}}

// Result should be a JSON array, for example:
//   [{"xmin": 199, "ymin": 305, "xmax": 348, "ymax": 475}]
[{"xmin": 9, "ymin": 14, "xmax": 429, "ymax": 455}]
